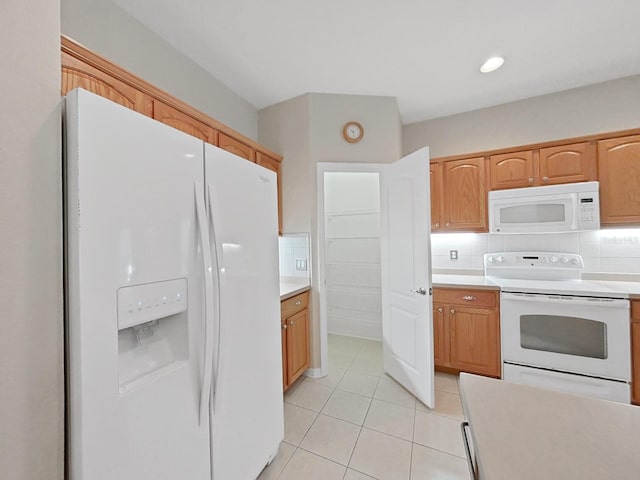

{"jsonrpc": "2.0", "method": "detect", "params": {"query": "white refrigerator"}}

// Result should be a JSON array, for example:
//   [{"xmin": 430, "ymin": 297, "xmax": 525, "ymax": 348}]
[{"xmin": 65, "ymin": 88, "xmax": 284, "ymax": 480}]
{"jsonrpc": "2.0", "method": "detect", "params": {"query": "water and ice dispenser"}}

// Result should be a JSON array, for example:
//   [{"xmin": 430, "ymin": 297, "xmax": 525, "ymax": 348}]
[{"xmin": 117, "ymin": 278, "xmax": 189, "ymax": 393}]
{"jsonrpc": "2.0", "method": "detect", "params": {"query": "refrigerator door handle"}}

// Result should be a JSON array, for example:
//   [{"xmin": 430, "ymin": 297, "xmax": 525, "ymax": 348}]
[
  {"xmin": 206, "ymin": 185, "xmax": 222, "ymax": 415},
  {"xmin": 194, "ymin": 182, "xmax": 215, "ymax": 425}
]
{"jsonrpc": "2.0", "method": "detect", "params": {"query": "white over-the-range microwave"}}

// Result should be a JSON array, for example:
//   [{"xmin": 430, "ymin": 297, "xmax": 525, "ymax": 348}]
[{"xmin": 489, "ymin": 181, "xmax": 600, "ymax": 233}]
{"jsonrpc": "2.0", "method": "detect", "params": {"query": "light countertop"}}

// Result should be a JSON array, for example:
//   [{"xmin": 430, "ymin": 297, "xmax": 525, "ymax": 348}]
[
  {"xmin": 459, "ymin": 373, "xmax": 640, "ymax": 480},
  {"xmin": 432, "ymin": 274, "xmax": 500, "ymax": 290},
  {"xmin": 432, "ymin": 273, "xmax": 640, "ymax": 297},
  {"xmin": 280, "ymin": 277, "xmax": 310, "ymax": 300}
]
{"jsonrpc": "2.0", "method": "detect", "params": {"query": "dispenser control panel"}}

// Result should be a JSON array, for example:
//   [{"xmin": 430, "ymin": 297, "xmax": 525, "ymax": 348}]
[{"xmin": 117, "ymin": 278, "xmax": 187, "ymax": 330}]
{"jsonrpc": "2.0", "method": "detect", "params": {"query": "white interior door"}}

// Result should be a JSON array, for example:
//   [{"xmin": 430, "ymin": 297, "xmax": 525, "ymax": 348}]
[{"xmin": 380, "ymin": 147, "xmax": 434, "ymax": 407}]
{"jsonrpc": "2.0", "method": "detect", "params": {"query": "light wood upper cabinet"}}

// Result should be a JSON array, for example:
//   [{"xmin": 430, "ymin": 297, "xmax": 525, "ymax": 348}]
[
  {"xmin": 256, "ymin": 152, "xmax": 283, "ymax": 235},
  {"xmin": 218, "ymin": 133, "xmax": 255, "ymax": 162},
  {"xmin": 489, "ymin": 151, "xmax": 534, "ymax": 190},
  {"xmin": 61, "ymin": 51, "xmax": 152, "ymax": 116},
  {"xmin": 442, "ymin": 157, "xmax": 487, "ymax": 231},
  {"xmin": 489, "ymin": 142, "xmax": 596, "ymax": 190},
  {"xmin": 597, "ymin": 135, "xmax": 640, "ymax": 226},
  {"xmin": 153, "ymin": 99, "xmax": 218, "ymax": 145},
  {"xmin": 429, "ymin": 163, "xmax": 443, "ymax": 230},
  {"xmin": 539, "ymin": 142, "xmax": 596, "ymax": 185}
]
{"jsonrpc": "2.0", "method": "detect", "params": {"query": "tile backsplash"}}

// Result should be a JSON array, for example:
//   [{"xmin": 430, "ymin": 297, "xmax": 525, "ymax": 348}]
[
  {"xmin": 279, "ymin": 233, "xmax": 310, "ymax": 278},
  {"xmin": 431, "ymin": 228, "xmax": 640, "ymax": 275}
]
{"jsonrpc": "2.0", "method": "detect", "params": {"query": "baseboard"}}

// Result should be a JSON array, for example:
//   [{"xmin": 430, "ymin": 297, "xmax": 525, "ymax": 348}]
[{"xmin": 305, "ymin": 367, "xmax": 323, "ymax": 378}]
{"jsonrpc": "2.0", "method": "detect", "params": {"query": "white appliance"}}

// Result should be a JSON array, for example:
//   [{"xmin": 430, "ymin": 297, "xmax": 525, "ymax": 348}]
[
  {"xmin": 485, "ymin": 252, "xmax": 631, "ymax": 403},
  {"xmin": 65, "ymin": 88, "xmax": 283, "ymax": 480},
  {"xmin": 488, "ymin": 181, "xmax": 599, "ymax": 233}
]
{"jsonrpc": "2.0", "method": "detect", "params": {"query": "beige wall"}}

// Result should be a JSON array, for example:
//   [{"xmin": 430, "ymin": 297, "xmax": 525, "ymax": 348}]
[
  {"xmin": 0, "ymin": 1, "xmax": 63, "ymax": 478},
  {"xmin": 403, "ymin": 74, "xmax": 640, "ymax": 158},
  {"xmin": 61, "ymin": 0, "xmax": 259, "ymax": 140},
  {"xmin": 259, "ymin": 93, "xmax": 401, "ymax": 367}
]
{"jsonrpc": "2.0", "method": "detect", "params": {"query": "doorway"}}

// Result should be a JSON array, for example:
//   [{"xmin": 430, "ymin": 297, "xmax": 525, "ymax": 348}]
[{"xmin": 317, "ymin": 163, "xmax": 383, "ymax": 376}]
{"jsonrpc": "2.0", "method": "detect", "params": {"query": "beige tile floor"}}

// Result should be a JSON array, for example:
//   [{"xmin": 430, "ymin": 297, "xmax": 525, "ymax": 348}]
[{"xmin": 258, "ymin": 334, "xmax": 470, "ymax": 480}]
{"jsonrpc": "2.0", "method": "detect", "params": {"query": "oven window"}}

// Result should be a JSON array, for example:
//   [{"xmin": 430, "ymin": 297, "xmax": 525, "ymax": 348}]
[
  {"xmin": 520, "ymin": 315, "xmax": 607, "ymax": 359},
  {"xmin": 500, "ymin": 204, "xmax": 566, "ymax": 224}
]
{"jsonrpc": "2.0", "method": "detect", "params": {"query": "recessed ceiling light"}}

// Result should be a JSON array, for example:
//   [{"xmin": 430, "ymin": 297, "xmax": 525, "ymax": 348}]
[{"xmin": 480, "ymin": 56, "xmax": 505, "ymax": 73}]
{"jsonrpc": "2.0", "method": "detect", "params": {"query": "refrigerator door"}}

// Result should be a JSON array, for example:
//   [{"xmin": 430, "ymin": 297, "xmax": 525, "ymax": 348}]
[
  {"xmin": 65, "ymin": 89, "xmax": 211, "ymax": 479},
  {"xmin": 204, "ymin": 144, "xmax": 284, "ymax": 480}
]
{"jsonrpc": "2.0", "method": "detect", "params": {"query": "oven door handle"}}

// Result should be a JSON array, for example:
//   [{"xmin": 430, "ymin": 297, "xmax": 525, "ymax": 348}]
[{"xmin": 502, "ymin": 292, "xmax": 629, "ymax": 308}]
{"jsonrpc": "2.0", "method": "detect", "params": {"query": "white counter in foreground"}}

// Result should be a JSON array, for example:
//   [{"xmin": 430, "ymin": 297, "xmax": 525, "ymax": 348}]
[
  {"xmin": 459, "ymin": 373, "xmax": 640, "ymax": 480},
  {"xmin": 280, "ymin": 277, "xmax": 310, "ymax": 300}
]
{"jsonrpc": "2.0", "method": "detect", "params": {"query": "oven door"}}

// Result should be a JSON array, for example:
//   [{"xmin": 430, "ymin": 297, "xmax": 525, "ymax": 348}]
[
  {"xmin": 489, "ymin": 193, "xmax": 577, "ymax": 233},
  {"xmin": 501, "ymin": 292, "xmax": 630, "ymax": 381}
]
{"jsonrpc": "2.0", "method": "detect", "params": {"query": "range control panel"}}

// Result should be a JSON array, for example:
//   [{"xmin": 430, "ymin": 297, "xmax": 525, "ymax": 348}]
[{"xmin": 485, "ymin": 252, "xmax": 584, "ymax": 280}]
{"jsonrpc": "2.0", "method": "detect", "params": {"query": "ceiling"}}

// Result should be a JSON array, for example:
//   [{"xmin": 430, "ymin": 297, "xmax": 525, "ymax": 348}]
[{"xmin": 111, "ymin": 0, "xmax": 640, "ymax": 124}]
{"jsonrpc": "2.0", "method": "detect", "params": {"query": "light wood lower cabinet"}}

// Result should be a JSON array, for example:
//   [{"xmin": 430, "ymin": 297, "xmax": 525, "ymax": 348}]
[
  {"xmin": 632, "ymin": 300, "xmax": 640, "ymax": 405},
  {"xmin": 281, "ymin": 291, "xmax": 310, "ymax": 391},
  {"xmin": 433, "ymin": 288, "xmax": 501, "ymax": 378}
]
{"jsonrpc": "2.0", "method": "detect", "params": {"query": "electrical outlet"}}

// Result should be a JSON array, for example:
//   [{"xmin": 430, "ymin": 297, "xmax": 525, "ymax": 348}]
[
  {"xmin": 295, "ymin": 258, "xmax": 308, "ymax": 271},
  {"xmin": 450, "ymin": 250, "xmax": 458, "ymax": 260}
]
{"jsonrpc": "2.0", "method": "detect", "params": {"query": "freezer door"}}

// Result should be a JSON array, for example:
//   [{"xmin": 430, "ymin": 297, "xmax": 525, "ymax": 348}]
[
  {"xmin": 204, "ymin": 144, "xmax": 284, "ymax": 480},
  {"xmin": 65, "ymin": 89, "xmax": 211, "ymax": 480}
]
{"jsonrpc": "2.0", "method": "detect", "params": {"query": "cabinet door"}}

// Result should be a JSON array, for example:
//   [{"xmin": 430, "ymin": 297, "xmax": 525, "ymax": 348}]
[
  {"xmin": 218, "ymin": 133, "xmax": 255, "ymax": 162},
  {"xmin": 429, "ymin": 163, "xmax": 443, "ymax": 230},
  {"xmin": 632, "ymin": 322, "xmax": 640, "ymax": 405},
  {"xmin": 489, "ymin": 151, "xmax": 534, "ymax": 190},
  {"xmin": 539, "ymin": 142, "xmax": 596, "ymax": 185},
  {"xmin": 61, "ymin": 51, "xmax": 152, "ymax": 116},
  {"xmin": 153, "ymin": 100, "xmax": 218, "ymax": 145},
  {"xmin": 256, "ymin": 152, "xmax": 283, "ymax": 235},
  {"xmin": 597, "ymin": 135, "xmax": 640, "ymax": 225},
  {"xmin": 286, "ymin": 309, "xmax": 310, "ymax": 385},
  {"xmin": 281, "ymin": 319, "xmax": 289, "ymax": 390},
  {"xmin": 442, "ymin": 157, "xmax": 487, "ymax": 231},
  {"xmin": 448, "ymin": 306, "xmax": 500, "ymax": 377},
  {"xmin": 632, "ymin": 301, "xmax": 640, "ymax": 405},
  {"xmin": 433, "ymin": 303, "xmax": 448, "ymax": 367}
]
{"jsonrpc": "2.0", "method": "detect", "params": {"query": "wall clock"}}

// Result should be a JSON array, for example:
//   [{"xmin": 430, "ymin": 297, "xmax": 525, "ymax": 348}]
[{"xmin": 342, "ymin": 121, "xmax": 364, "ymax": 143}]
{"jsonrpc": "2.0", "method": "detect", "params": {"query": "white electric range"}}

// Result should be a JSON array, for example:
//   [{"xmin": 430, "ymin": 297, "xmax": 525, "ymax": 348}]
[{"xmin": 485, "ymin": 252, "xmax": 631, "ymax": 403}]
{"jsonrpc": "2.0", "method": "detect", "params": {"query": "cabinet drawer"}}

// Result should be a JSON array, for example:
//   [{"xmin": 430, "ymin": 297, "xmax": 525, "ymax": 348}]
[
  {"xmin": 632, "ymin": 300, "xmax": 640, "ymax": 321},
  {"xmin": 281, "ymin": 291, "xmax": 309, "ymax": 319},
  {"xmin": 433, "ymin": 288, "xmax": 497, "ymax": 308}
]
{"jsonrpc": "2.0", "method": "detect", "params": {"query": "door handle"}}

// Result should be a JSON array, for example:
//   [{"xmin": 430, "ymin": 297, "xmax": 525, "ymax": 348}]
[
  {"xmin": 411, "ymin": 287, "xmax": 427, "ymax": 296},
  {"xmin": 194, "ymin": 182, "xmax": 214, "ymax": 426}
]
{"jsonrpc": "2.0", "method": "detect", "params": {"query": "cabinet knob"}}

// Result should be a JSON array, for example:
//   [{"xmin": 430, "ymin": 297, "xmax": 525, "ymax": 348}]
[
  {"xmin": 434, "ymin": 222, "xmax": 440, "ymax": 228},
  {"xmin": 543, "ymin": 176, "xmax": 549, "ymax": 182},
  {"xmin": 438, "ymin": 307, "xmax": 443, "ymax": 313},
  {"xmin": 289, "ymin": 320, "xmax": 295, "ymax": 326},
  {"xmin": 462, "ymin": 295, "xmax": 477, "ymax": 301},
  {"xmin": 445, "ymin": 222, "xmax": 450, "ymax": 227},
  {"xmin": 295, "ymin": 300, "xmax": 302, "ymax": 306},
  {"xmin": 282, "ymin": 324, "xmax": 287, "ymax": 330},
  {"xmin": 528, "ymin": 177, "xmax": 534, "ymax": 183},
  {"xmin": 450, "ymin": 309, "xmax": 455, "ymax": 314}
]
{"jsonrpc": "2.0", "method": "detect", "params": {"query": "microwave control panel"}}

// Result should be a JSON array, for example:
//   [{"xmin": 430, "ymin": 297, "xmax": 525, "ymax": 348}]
[{"xmin": 578, "ymin": 192, "xmax": 600, "ymax": 227}]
